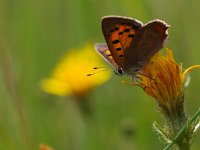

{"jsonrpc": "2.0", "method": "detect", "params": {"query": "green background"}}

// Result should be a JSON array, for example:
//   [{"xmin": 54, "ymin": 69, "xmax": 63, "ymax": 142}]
[{"xmin": 0, "ymin": 0, "xmax": 200, "ymax": 149}]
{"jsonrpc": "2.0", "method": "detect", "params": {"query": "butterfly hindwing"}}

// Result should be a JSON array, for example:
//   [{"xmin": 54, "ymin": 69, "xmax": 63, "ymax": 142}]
[
  {"xmin": 124, "ymin": 20, "xmax": 169, "ymax": 70},
  {"xmin": 102, "ymin": 16, "xmax": 143, "ymax": 69}
]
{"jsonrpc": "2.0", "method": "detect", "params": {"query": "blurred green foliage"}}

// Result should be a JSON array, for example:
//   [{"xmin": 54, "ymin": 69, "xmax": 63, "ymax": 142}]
[{"xmin": 0, "ymin": 0, "xmax": 200, "ymax": 149}]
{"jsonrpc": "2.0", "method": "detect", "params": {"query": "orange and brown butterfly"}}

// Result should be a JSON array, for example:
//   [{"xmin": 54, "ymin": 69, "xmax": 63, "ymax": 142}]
[{"xmin": 95, "ymin": 15, "xmax": 170, "ymax": 80}]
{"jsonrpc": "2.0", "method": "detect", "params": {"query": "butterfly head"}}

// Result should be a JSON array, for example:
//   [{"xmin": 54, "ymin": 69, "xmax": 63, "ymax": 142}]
[{"xmin": 114, "ymin": 67, "xmax": 124, "ymax": 76}]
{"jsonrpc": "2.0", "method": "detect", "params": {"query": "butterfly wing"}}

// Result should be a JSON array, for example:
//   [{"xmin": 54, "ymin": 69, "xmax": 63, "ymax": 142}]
[
  {"xmin": 102, "ymin": 16, "xmax": 143, "ymax": 69},
  {"xmin": 124, "ymin": 20, "xmax": 169, "ymax": 71},
  {"xmin": 95, "ymin": 43, "xmax": 119, "ymax": 69}
]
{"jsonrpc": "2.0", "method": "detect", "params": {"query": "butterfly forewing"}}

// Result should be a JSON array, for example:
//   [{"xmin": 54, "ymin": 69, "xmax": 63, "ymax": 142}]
[
  {"xmin": 102, "ymin": 16, "xmax": 143, "ymax": 69},
  {"xmin": 124, "ymin": 20, "xmax": 169, "ymax": 71},
  {"xmin": 95, "ymin": 43, "xmax": 119, "ymax": 69}
]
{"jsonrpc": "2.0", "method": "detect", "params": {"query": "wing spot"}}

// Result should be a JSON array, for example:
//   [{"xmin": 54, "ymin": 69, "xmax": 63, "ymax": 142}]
[
  {"xmin": 128, "ymin": 34, "xmax": 135, "ymax": 38},
  {"xmin": 112, "ymin": 40, "xmax": 120, "ymax": 44},
  {"xmin": 105, "ymin": 51, "xmax": 111, "ymax": 55},
  {"xmin": 119, "ymin": 54, "xmax": 123, "ymax": 57},
  {"xmin": 116, "ymin": 47, "xmax": 122, "ymax": 51},
  {"xmin": 124, "ymin": 28, "xmax": 130, "ymax": 32},
  {"xmin": 114, "ymin": 27, "xmax": 119, "ymax": 31},
  {"xmin": 109, "ymin": 56, "xmax": 113, "ymax": 59},
  {"xmin": 118, "ymin": 32, "xmax": 123, "ymax": 35}
]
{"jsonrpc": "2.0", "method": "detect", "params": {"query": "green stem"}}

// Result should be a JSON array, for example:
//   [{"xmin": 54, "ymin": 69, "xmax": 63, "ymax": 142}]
[
  {"xmin": 72, "ymin": 95, "xmax": 92, "ymax": 118},
  {"xmin": 0, "ymin": 35, "xmax": 32, "ymax": 149},
  {"xmin": 163, "ymin": 108, "xmax": 200, "ymax": 150}
]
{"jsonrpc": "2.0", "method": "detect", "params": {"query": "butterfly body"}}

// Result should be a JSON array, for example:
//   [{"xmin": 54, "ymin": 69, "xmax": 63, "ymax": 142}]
[{"xmin": 96, "ymin": 16, "xmax": 169, "ymax": 78}]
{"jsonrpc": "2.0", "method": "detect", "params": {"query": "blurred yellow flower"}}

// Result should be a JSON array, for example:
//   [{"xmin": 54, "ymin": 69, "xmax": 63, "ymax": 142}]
[{"xmin": 41, "ymin": 44, "xmax": 111, "ymax": 96}]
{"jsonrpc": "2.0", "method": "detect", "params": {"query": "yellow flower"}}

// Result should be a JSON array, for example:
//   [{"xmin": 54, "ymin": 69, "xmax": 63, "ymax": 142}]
[
  {"xmin": 138, "ymin": 48, "xmax": 200, "ymax": 148},
  {"xmin": 140, "ymin": 49, "xmax": 183, "ymax": 112},
  {"xmin": 139, "ymin": 48, "xmax": 200, "ymax": 112},
  {"xmin": 41, "ymin": 44, "xmax": 111, "ymax": 96}
]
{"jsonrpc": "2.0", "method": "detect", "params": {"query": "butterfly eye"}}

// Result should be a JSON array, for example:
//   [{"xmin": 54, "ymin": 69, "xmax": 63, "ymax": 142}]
[{"xmin": 114, "ymin": 68, "xmax": 124, "ymax": 76}]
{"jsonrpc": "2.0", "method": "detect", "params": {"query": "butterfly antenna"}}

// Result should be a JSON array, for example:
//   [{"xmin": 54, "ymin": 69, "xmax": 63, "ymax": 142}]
[
  {"xmin": 87, "ymin": 68, "xmax": 110, "ymax": 76},
  {"xmin": 93, "ymin": 66, "xmax": 111, "ymax": 69}
]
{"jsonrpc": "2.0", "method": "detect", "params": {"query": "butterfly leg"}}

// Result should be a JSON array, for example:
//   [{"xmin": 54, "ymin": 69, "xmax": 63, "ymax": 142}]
[
  {"xmin": 131, "ymin": 75, "xmax": 137, "ymax": 83},
  {"xmin": 135, "ymin": 71, "xmax": 151, "ymax": 79},
  {"xmin": 130, "ymin": 74, "xmax": 147, "ymax": 88},
  {"xmin": 126, "ymin": 71, "xmax": 152, "ymax": 88},
  {"xmin": 122, "ymin": 73, "xmax": 142, "ymax": 87},
  {"xmin": 135, "ymin": 71, "xmax": 155, "ymax": 83},
  {"xmin": 133, "ymin": 73, "xmax": 152, "ymax": 89},
  {"xmin": 136, "ymin": 77, "xmax": 150, "ymax": 88},
  {"xmin": 123, "ymin": 75, "xmax": 151, "ymax": 89},
  {"xmin": 122, "ymin": 79, "xmax": 144, "ymax": 88}
]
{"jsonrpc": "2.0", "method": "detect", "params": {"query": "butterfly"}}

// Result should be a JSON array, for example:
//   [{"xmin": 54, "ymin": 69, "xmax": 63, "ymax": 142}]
[{"xmin": 95, "ymin": 16, "xmax": 169, "ymax": 81}]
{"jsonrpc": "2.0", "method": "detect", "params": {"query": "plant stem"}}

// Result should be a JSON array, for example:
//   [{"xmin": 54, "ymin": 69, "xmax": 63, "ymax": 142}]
[
  {"xmin": 177, "ymin": 141, "xmax": 190, "ymax": 150},
  {"xmin": 163, "ymin": 108, "xmax": 200, "ymax": 150}
]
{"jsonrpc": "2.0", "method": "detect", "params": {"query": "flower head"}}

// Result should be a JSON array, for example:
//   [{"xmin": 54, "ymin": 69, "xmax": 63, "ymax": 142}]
[
  {"xmin": 140, "ymin": 49, "xmax": 183, "ymax": 113},
  {"xmin": 139, "ymin": 48, "xmax": 200, "ymax": 115},
  {"xmin": 41, "ymin": 44, "xmax": 111, "ymax": 97},
  {"xmin": 137, "ymin": 48, "xmax": 200, "ymax": 148}
]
